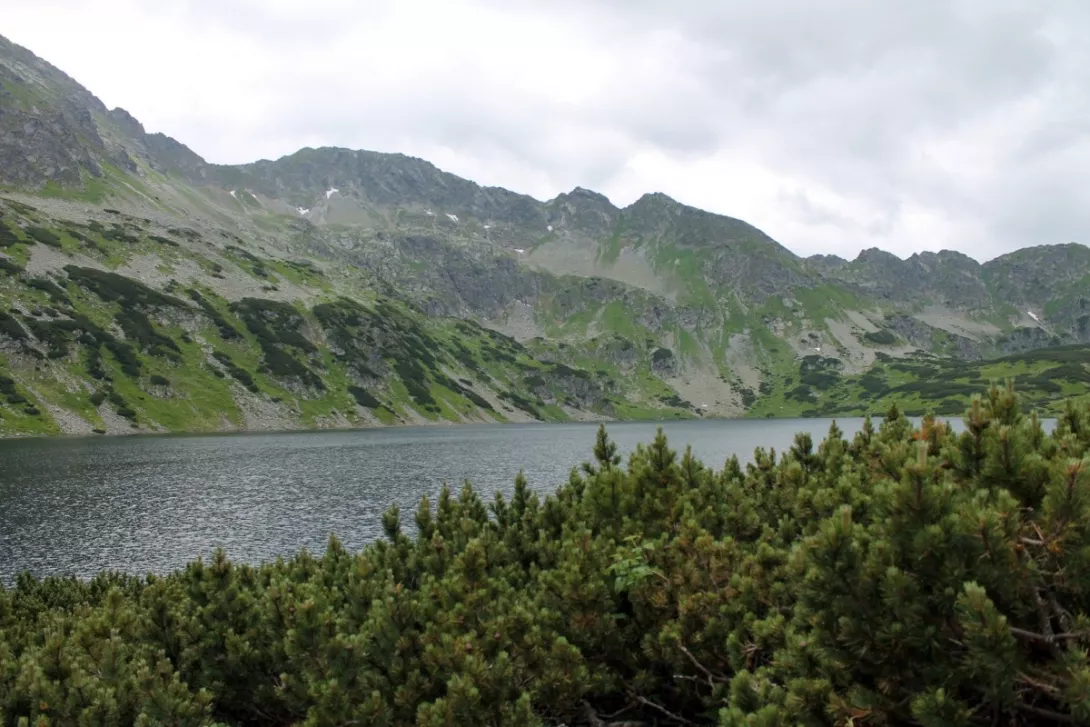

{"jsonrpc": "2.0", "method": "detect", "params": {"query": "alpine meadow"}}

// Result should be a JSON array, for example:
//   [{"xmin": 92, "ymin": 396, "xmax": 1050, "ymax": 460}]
[{"xmin": 1, "ymin": 15, "xmax": 1090, "ymax": 727}]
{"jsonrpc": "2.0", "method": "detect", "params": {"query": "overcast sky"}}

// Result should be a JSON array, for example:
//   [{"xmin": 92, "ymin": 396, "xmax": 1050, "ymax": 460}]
[{"xmin": 6, "ymin": 0, "xmax": 1089, "ymax": 261}]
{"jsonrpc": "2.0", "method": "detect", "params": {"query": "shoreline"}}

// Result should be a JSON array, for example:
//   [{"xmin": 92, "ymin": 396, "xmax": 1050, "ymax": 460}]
[
  {"xmin": 0, "ymin": 407, "xmax": 994, "ymax": 442},
  {"xmin": 0, "ymin": 412, "xmax": 702, "ymax": 441}
]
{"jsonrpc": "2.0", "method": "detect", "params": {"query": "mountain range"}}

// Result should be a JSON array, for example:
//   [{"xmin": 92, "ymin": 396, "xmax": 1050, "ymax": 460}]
[{"xmin": 1, "ymin": 33, "xmax": 1088, "ymax": 437}]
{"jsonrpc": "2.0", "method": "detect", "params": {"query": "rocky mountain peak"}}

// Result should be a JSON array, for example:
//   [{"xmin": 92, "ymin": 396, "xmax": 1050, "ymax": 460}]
[
  {"xmin": 106, "ymin": 107, "xmax": 146, "ymax": 137},
  {"xmin": 854, "ymin": 247, "xmax": 903, "ymax": 265},
  {"xmin": 545, "ymin": 187, "xmax": 619, "ymax": 236},
  {"xmin": 626, "ymin": 191, "xmax": 680, "ymax": 212}
]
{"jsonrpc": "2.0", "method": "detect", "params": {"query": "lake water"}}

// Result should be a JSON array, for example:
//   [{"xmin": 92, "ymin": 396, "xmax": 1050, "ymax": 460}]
[{"xmin": 0, "ymin": 416, "xmax": 957, "ymax": 583}]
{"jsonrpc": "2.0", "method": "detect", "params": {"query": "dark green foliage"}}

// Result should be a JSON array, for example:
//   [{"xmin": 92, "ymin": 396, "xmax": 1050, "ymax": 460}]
[
  {"xmin": 64, "ymin": 265, "xmax": 186, "ymax": 309},
  {"xmin": 24, "ymin": 225, "xmax": 62, "ymax": 247},
  {"xmin": 432, "ymin": 373, "xmax": 494, "ymax": 411},
  {"xmin": 313, "ymin": 297, "xmax": 462, "ymax": 406},
  {"xmin": 858, "ymin": 372, "xmax": 889, "ymax": 396},
  {"xmin": 0, "ymin": 375, "xmax": 27, "ymax": 405},
  {"xmin": 0, "ymin": 311, "xmax": 28, "ymax": 340},
  {"xmin": 738, "ymin": 386, "xmax": 757, "ymax": 407},
  {"xmin": 212, "ymin": 351, "xmax": 259, "ymax": 393},
  {"xmin": 257, "ymin": 342, "xmax": 324, "ymax": 389},
  {"xmin": 0, "ymin": 219, "xmax": 20, "ymax": 247},
  {"xmin": 25, "ymin": 318, "xmax": 75, "ymax": 358},
  {"xmin": 149, "ymin": 374, "xmax": 170, "ymax": 387},
  {"xmin": 3, "ymin": 384, "xmax": 1086, "ymax": 725},
  {"xmin": 499, "ymin": 389, "xmax": 542, "ymax": 419},
  {"xmin": 0, "ymin": 256, "xmax": 22, "ymax": 274},
  {"xmin": 652, "ymin": 346, "xmax": 675, "ymax": 364},
  {"xmin": 786, "ymin": 383, "xmax": 816, "ymax": 402},
  {"xmin": 232, "ymin": 298, "xmax": 315, "ymax": 351},
  {"xmin": 863, "ymin": 328, "xmax": 897, "ymax": 345},
  {"xmin": 85, "ymin": 345, "xmax": 106, "ymax": 379},
  {"xmin": 225, "ymin": 244, "xmax": 260, "ymax": 263},
  {"xmin": 27, "ymin": 276, "xmax": 71, "ymax": 305},
  {"xmin": 395, "ymin": 358, "xmax": 437, "ymax": 408},
  {"xmin": 104, "ymin": 390, "xmax": 137, "ymax": 419},
  {"xmin": 105, "ymin": 340, "xmax": 142, "ymax": 378},
  {"xmin": 103, "ymin": 224, "xmax": 141, "ymax": 244},
  {"xmin": 187, "ymin": 289, "xmax": 241, "ymax": 340},
  {"xmin": 551, "ymin": 361, "xmax": 591, "ymax": 379},
  {"xmin": 450, "ymin": 339, "xmax": 485, "ymax": 375},
  {"xmin": 114, "ymin": 308, "xmax": 180, "ymax": 360},
  {"xmin": 89, "ymin": 390, "xmax": 106, "ymax": 406},
  {"xmin": 482, "ymin": 342, "xmax": 517, "ymax": 364},
  {"xmin": 658, "ymin": 392, "xmax": 692, "ymax": 408},
  {"xmin": 460, "ymin": 386, "xmax": 494, "ymax": 411},
  {"xmin": 149, "ymin": 234, "xmax": 179, "ymax": 247},
  {"xmin": 997, "ymin": 342, "xmax": 1090, "ymax": 366},
  {"xmin": 799, "ymin": 354, "xmax": 842, "ymax": 389},
  {"xmin": 892, "ymin": 379, "xmax": 981, "ymax": 400},
  {"xmin": 347, "ymin": 384, "xmax": 382, "ymax": 408},
  {"xmin": 283, "ymin": 259, "xmax": 324, "ymax": 279},
  {"xmin": 168, "ymin": 226, "xmax": 201, "ymax": 240}
]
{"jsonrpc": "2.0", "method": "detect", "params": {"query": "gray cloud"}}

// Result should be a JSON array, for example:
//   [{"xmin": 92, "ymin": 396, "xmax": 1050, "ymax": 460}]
[{"xmin": 5, "ymin": 0, "xmax": 1090, "ymax": 261}]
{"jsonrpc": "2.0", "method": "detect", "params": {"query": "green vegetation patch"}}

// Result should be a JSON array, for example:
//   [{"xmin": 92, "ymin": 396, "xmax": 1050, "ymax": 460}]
[
  {"xmin": 64, "ymin": 266, "xmax": 187, "ymax": 310},
  {"xmin": 863, "ymin": 328, "xmax": 897, "ymax": 345},
  {"xmin": 0, "ymin": 219, "xmax": 21, "ymax": 247},
  {"xmin": 24, "ymin": 226, "xmax": 62, "ymax": 248},
  {"xmin": 231, "ymin": 298, "xmax": 324, "ymax": 390},
  {"xmin": 347, "ymin": 384, "xmax": 382, "ymax": 408},
  {"xmin": 0, "ymin": 256, "xmax": 23, "ymax": 275},
  {"xmin": 187, "ymin": 289, "xmax": 240, "ymax": 340},
  {"xmin": 0, "ymin": 312, "xmax": 28, "ymax": 341},
  {"xmin": 212, "ymin": 351, "xmax": 259, "ymax": 393}
]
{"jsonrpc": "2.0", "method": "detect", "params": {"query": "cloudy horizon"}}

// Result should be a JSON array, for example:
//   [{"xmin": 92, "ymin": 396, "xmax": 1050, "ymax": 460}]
[{"xmin": 6, "ymin": 0, "xmax": 1090, "ymax": 262}]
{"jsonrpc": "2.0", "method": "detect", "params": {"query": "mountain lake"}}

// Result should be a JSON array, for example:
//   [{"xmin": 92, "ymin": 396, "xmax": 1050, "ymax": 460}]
[{"xmin": 0, "ymin": 415, "xmax": 1039, "ymax": 584}]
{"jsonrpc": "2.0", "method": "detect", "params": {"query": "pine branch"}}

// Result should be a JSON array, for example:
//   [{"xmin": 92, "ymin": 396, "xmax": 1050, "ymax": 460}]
[
  {"xmin": 582, "ymin": 701, "xmax": 646, "ymax": 727},
  {"xmin": 1047, "ymin": 592, "xmax": 1075, "ymax": 634},
  {"xmin": 1014, "ymin": 702, "xmax": 1075, "ymax": 724},
  {"xmin": 1030, "ymin": 586, "xmax": 1066, "ymax": 661},
  {"xmin": 633, "ymin": 696, "xmax": 699, "ymax": 726},
  {"xmin": 1018, "ymin": 671, "xmax": 1062, "ymax": 695},
  {"xmin": 677, "ymin": 643, "xmax": 728, "ymax": 686},
  {"xmin": 583, "ymin": 701, "xmax": 607, "ymax": 727},
  {"xmin": 1010, "ymin": 626, "xmax": 1090, "ymax": 644}
]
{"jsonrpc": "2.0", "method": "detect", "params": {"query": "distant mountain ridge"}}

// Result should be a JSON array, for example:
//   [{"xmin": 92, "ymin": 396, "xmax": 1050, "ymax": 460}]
[{"xmin": 1, "ymin": 32, "xmax": 1087, "ymax": 436}]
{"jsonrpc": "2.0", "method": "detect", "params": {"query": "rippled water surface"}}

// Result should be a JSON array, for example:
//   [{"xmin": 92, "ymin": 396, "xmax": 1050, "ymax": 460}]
[{"xmin": 1, "ymin": 417, "xmax": 964, "ymax": 582}]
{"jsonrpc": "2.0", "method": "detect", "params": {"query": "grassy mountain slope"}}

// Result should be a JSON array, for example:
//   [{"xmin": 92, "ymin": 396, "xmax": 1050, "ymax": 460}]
[
  {"xmin": 1, "ymin": 33, "xmax": 1088, "ymax": 434},
  {"xmin": 0, "ymin": 200, "xmax": 694, "ymax": 436}
]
